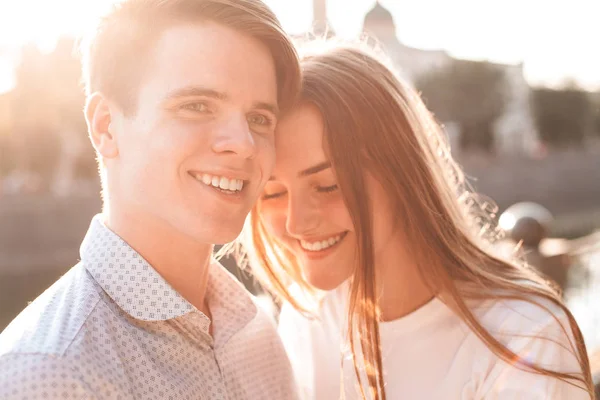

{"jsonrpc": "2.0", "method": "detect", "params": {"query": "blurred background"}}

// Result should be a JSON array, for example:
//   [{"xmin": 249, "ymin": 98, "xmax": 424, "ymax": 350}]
[{"xmin": 1, "ymin": 0, "xmax": 599, "ymax": 382}]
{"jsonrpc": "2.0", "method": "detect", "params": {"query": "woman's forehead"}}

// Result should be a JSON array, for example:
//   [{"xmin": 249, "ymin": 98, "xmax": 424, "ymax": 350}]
[{"xmin": 274, "ymin": 104, "xmax": 329, "ymax": 175}]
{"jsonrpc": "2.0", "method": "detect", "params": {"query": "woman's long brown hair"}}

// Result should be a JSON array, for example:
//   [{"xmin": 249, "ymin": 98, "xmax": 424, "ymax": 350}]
[{"xmin": 237, "ymin": 40, "xmax": 594, "ymax": 399}]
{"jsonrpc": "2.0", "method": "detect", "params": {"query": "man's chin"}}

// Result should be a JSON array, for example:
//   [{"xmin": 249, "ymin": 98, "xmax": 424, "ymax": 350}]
[
  {"xmin": 211, "ymin": 233, "xmax": 242, "ymax": 246},
  {"xmin": 195, "ymin": 221, "xmax": 244, "ymax": 246},
  {"xmin": 178, "ymin": 207, "xmax": 247, "ymax": 243}
]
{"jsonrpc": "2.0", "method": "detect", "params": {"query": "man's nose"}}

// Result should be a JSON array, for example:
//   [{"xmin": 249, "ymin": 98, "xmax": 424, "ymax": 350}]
[{"xmin": 211, "ymin": 114, "xmax": 256, "ymax": 159}]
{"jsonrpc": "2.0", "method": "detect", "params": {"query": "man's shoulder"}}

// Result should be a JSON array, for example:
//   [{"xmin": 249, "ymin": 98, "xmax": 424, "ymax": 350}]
[
  {"xmin": 0, "ymin": 262, "xmax": 101, "ymax": 358},
  {"xmin": 0, "ymin": 352, "xmax": 95, "ymax": 399}
]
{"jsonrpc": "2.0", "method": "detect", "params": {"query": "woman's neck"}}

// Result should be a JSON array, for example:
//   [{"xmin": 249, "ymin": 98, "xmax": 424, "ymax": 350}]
[{"xmin": 375, "ymin": 237, "xmax": 435, "ymax": 322}]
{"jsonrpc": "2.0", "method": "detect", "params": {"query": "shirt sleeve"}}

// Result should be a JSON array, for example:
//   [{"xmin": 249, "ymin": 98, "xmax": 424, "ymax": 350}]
[
  {"xmin": 0, "ymin": 353, "xmax": 97, "ymax": 399},
  {"xmin": 478, "ymin": 312, "xmax": 592, "ymax": 400}
]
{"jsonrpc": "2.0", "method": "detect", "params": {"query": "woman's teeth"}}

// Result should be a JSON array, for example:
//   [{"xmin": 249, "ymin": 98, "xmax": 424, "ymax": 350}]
[
  {"xmin": 300, "ymin": 234, "xmax": 343, "ymax": 252},
  {"xmin": 193, "ymin": 173, "xmax": 244, "ymax": 192}
]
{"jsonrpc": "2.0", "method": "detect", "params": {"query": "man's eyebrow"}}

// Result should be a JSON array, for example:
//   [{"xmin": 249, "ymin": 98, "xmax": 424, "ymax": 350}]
[
  {"xmin": 298, "ymin": 161, "xmax": 331, "ymax": 177},
  {"xmin": 164, "ymin": 86, "xmax": 228, "ymax": 101}
]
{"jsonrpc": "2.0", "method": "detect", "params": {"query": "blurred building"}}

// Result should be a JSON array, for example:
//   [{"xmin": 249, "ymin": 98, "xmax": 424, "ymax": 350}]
[
  {"xmin": 359, "ymin": 1, "xmax": 539, "ymax": 156},
  {"xmin": 312, "ymin": 0, "xmax": 332, "ymax": 36},
  {"xmin": 493, "ymin": 63, "xmax": 538, "ymax": 154},
  {"xmin": 363, "ymin": 2, "xmax": 450, "ymax": 82}
]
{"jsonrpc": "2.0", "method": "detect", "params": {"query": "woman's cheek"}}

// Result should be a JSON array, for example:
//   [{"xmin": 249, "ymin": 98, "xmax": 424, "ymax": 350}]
[
  {"xmin": 325, "ymin": 197, "xmax": 354, "ymax": 230},
  {"xmin": 260, "ymin": 209, "xmax": 288, "ymax": 242}
]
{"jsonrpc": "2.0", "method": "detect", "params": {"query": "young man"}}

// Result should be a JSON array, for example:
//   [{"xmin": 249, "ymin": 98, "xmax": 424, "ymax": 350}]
[{"xmin": 0, "ymin": 0, "xmax": 301, "ymax": 398}]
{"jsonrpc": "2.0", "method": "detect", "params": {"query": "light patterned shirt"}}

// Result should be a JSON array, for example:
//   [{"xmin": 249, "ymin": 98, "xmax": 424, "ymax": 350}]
[{"xmin": 0, "ymin": 215, "xmax": 298, "ymax": 399}]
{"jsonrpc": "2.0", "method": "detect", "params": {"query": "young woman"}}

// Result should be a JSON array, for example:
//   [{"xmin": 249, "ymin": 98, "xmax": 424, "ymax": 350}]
[{"xmin": 241, "ymin": 41, "xmax": 594, "ymax": 399}]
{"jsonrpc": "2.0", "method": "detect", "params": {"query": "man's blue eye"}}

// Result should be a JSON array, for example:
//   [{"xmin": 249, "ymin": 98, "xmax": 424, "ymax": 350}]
[
  {"xmin": 248, "ymin": 114, "xmax": 272, "ymax": 126},
  {"xmin": 181, "ymin": 102, "xmax": 209, "ymax": 112}
]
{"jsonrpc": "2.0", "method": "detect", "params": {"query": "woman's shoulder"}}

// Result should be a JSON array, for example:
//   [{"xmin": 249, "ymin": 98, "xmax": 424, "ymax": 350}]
[
  {"xmin": 470, "ymin": 293, "xmax": 571, "ymax": 337},
  {"xmin": 464, "ymin": 292, "xmax": 581, "ymax": 377},
  {"xmin": 465, "ymin": 295, "xmax": 588, "ymax": 398}
]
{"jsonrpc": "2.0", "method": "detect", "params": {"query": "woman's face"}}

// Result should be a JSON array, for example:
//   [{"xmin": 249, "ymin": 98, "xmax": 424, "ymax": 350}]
[{"xmin": 258, "ymin": 103, "xmax": 398, "ymax": 291}]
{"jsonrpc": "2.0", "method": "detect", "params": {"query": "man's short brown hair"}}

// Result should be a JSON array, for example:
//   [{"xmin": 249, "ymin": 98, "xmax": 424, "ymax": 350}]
[{"xmin": 81, "ymin": 0, "xmax": 300, "ymax": 115}]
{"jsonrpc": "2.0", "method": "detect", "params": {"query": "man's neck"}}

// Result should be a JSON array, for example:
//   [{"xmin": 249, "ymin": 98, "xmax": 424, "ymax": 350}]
[{"xmin": 102, "ymin": 209, "xmax": 213, "ymax": 316}]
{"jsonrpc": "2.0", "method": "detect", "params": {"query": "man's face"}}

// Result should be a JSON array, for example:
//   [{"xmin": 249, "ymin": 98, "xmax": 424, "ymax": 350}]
[{"xmin": 108, "ymin": 22, "xmax": 278, "ymax": 244}]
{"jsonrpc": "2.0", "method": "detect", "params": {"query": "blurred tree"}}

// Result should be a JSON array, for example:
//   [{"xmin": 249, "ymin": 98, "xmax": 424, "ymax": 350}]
[
  {"xmin": 50, "ymin": 37, "xmax": 96, "ymax": 187},
  {"xmin": 9, "ymin": 37, "xmax": 94, "ymax": 193},
  {"xmin": 11, "ymin": 44, "xmax": 61, "ymax": 190},
  {"xmin": 0, "ymin": 133, "xmax": 12, "ymax": 177},
  {"xmin": 593, "ymin": 93, "xmax": 600, "ymax": 138},
  {"xmin": 416, "ymin": 59, "xmax": 507, "ymax": 153},
  {"xmin": 531, "ymin": 86, "xmax": 591, "ymax": 147},
  {"xmin": 0, "ymin": 91, "xmax": 12, "ymax": 177}
]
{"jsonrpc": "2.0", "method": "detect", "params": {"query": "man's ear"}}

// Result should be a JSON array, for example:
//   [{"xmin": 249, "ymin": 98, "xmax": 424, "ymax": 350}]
[{"xmin": 85, "ymin": 93, "xmax": 119, "ymax": 159}]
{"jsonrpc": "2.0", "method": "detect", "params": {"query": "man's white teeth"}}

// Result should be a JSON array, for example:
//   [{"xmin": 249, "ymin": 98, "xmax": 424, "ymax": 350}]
[
  {"xmin": 300, "ymin": 235, "xmax": 343, "ymax": 252},
  {"xmin": 194, "ymin": 173, "xmax": 244, "ymax": 192}
]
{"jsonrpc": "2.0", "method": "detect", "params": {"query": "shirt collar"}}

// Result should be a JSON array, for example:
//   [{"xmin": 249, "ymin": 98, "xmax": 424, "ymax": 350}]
[
  {"xmin": 206, "ymin": 260, "xmax": 257, "ymax": 346},
  {"xmin": 80, "ymin": 214, "xmax": 196, "ymax": 321},
  {"xmin": 80, "ymin": 214, "xmax": 259, "ymax": 342}
]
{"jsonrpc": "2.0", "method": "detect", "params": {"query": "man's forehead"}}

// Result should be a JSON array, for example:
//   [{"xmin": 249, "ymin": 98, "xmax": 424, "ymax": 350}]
[{"xmin": 142, "ymin": 23, "xmax": 278, "ymax": 105}]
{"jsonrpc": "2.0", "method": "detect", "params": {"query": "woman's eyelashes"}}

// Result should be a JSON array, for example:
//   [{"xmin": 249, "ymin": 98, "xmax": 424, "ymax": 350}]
[
  {"xmin": 261, "ymin": 183, "xmax": 339, "ymax": 201},
  {"xmin": 262, "ymin": 190, "xmax": 286, "ymax": 200},
  {"xmin": 316, "ymin": 184, "xmax": 338, "ymax": 193}
]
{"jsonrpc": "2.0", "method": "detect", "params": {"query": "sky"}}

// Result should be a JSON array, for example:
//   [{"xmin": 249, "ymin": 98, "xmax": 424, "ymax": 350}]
[{"xmin": 0, "ymin": 0, "xmax": 599, "ymax": 93}]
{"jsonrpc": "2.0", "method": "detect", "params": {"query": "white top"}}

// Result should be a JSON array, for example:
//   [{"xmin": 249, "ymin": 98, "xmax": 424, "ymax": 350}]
[
  {"xmin": 0, "ymin": 215, "xmax": 298, "ymax": 400},
  {"xmin": 278, "ymin": 283, "xmax": 589, "ymax": 400}
]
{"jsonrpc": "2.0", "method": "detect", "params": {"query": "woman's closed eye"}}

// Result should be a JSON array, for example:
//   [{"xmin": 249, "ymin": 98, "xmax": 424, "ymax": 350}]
[
  {"xmin": 262, "ymin": 184, "xmax": 338, "ymax": 200},
  {"xmin": 262, "ymin": 190, "xmax": 286, "ymax": 200},
  {"xmin": 316, "ymin": 184, "xmax": 338, "ymax": 193},
  {"xmin": 261, "ymin": 180, "xmax": 338, "ymax": 202}
]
